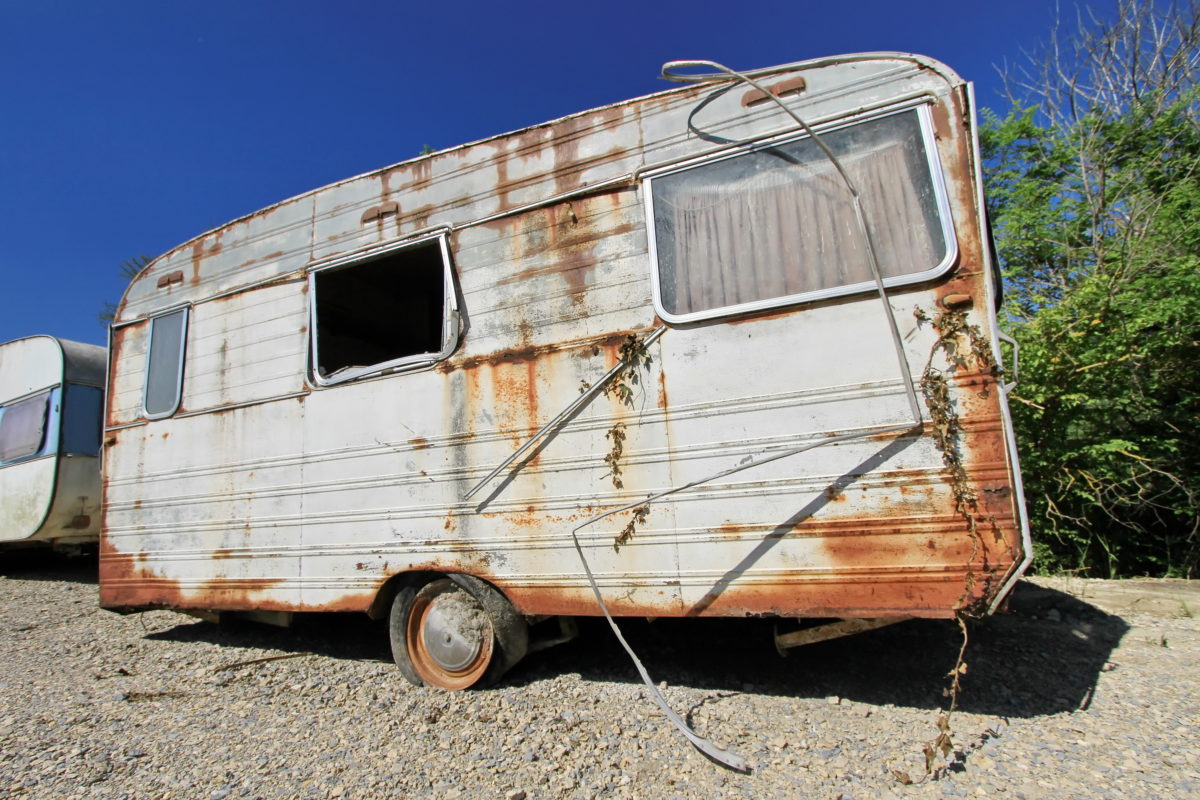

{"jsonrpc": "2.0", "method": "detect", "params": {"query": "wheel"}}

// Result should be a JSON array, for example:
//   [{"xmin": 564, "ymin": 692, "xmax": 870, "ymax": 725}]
[{"xmin": 389, "ymin": 574, "xmax": 528, "ymax": 690}]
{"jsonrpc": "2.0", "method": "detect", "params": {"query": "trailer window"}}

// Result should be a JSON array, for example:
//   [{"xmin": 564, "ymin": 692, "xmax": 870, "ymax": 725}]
[
  {"xmin": 61, "ymin": 384, "xmax": 104, "ymax": 456},
  {"xmin": 0, "ymin": 390, "xmax": 51, "ymax": 465},
  {"xmin": 144, "ymin": 308, "xmax": 188, "ymax": 419},
  {"xmin": 311, "ymin": 236, "xmax": 457, "ymax": 385},
  {"xmin": 647, "ymin": 107, "xmax": 955, "ymax": 322}
]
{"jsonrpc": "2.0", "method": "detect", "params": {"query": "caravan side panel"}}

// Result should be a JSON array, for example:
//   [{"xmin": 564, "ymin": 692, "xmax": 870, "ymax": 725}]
[{"xmin": 100, "ymin": 54, "xmax": 1027, "ymax": 621}]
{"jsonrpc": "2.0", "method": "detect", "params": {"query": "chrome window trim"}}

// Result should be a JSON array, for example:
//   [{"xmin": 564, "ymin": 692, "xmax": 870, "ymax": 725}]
[
  {"xmin": 0, "ymin": 386, "xmax": 58, "ymax": 468},
  {"xmin": 645, "ymin": 104, "xmax": 958, "ymax": 325},
  {"xmin": 142, "ymin": 306, "xmax": 190, "ymax": 420},
  {"xmin": 308, "ymin": 232, "xmax": 460, "ymax": 388}
]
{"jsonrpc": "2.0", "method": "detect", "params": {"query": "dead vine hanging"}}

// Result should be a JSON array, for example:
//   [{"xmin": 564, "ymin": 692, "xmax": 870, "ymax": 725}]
[
  {"xmin": 893, "ymin": 306, "xmax": 1004, "ymax": 783},
  {"xmin": 914, "ymin": 305, "xmax": 1003, "ymax": 612},
  {"xmin": 600, "ymin": 333, "xmax": 654, "ymax": 548}
]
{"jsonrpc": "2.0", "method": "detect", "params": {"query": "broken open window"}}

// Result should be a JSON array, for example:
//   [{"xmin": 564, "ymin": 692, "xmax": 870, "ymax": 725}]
[
  {"xmin": 310, "ymin": 235, "xmax": 458, "ymax": 385},
  {"xmin": 646, "ymin": 106, "xmax": 956, "ymax": 323}
]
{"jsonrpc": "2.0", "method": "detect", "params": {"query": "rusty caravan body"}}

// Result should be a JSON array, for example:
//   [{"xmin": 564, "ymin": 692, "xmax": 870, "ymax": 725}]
[
  {"xmin": 101, "ymin": 53, "xmax": 1030, "ymax": 684},
  {"xmin": 1, "ymin": 336, "xmax": 105, "ymax": 549}
]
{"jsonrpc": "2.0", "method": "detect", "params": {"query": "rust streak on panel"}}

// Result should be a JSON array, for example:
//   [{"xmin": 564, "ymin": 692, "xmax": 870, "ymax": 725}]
[
  {"xmin": 237, "ymin": 250, "xmax": 286, "ymax": 270},
  {"xmin": 440, "ymin": 329, "xmax": 648, "ymax": 373},
  {"xmin": 551, "ymin": 116, "xmax": 583, "ymax": 198},
  {"xmin": 496, "ymin": 583, "xmax": 678, "ymax": 618},
  {"xmin": 189, "ymin": 236, "xmax": 222, "ymax": 287},
  {"xmin": 104, "ymin": 327, "xmax": 129, "ymax": 428},
  {"xmin": 687, "ymin": 576, "xmax": 968, "ymax": 620}
]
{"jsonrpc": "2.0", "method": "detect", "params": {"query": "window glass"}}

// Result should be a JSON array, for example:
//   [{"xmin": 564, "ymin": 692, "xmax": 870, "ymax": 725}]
[
  {"xmin": 312, "ymin": 238, "xmax": 454, "ymax": 384},
  {"xmin": 61, "ymin": 384, "xmax": 104, "ymax": 456},
  {"xmin": 144, "ymin": 308, "xmax": 188, "ymax": 418},
  {"xmin": 0, "ymin": 391, "xmax": 51, "ymax": 464},
  {"xmin": 649, "ymin": 108, "xmax": 952, "ymax": 320}
]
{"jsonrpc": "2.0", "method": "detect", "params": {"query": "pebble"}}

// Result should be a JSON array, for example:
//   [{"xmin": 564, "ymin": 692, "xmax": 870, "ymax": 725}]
[{"xmin": 1, "ymin": 555, "xmax": 1197, "ymax": 800}]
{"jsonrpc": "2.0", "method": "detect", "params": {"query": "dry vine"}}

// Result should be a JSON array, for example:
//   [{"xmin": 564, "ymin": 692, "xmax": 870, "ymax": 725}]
[
  {"xmin": 604, "ymin": 333, "xmax": 654, "ymax": 407},
  {"xmin": 895, "ymin": 306, "xmax": 1003, "ymax": 783},
  {"xmin": 613, "ymin": 504, "xmax": 650, "ymax": 552},
  {"xmin": 600, "ymin": 333, "xmax": 654, "ymax": 549},
  {"xmin": 914, "ymin": 305, "xmax": 1003, "ymax": 610},
  {"xmin": 602, "ymin": 423, "xmax": 627, "ymax": 489}
]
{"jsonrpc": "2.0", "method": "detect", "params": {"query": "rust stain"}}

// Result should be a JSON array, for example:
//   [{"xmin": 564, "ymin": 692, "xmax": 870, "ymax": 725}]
[
  {"xmin": 516, "ymin": 319, "xmax": 534, "ymax": 350},
  {"xmin": 551, "ymin": 116, "xmax": 583, "ymax": 197},
  {"xmin": 104, "ymin": 327, "xmax": 129, "ymax": 428},
  {"xmin": 741, "ymin": 75, "xmax": 807, "ymax": 107},
  {"xmin": 409, "ymin": 437, "xmax": 431, "ymax": 450},
  {"xmin": 440, "ymin": 329, "xmax": 647, "ymax": 373},
  {"xmin": 360, "ymin": 201, "xmax": 399, "ymax": 225},
  {"xmin": 724, "ymin": 305, "xmax": 800, "ymax": 326},
  {"xmin": 494, "ymin": 144, "xmax": 512, "ymax": 213},
  {"xmin": 100, "ymin": 534, "xmax": 381, "ymax": 614},
  {"xmin": 685, "ymin": 576, "xmax": 969, "ymax": 620},
  {"xmin": 401, "ymin": 202, "xmax": 437, "ymax": 232},
  {"xmin": 317, "ymin": 590, "xmax": 380, "ymax": 614},
  {"xmin": 497, "ymin": 582, "xmax": 673, "ymax": 618},
  {"xmin": 408, "ymin": 158, "xmax": 433, "ymax": 191},
  {"xmin": 237, "ymin": 250, "xmax": 287, "ymax": 269},
  {"xmin": 189, "ymin": 236, "xmax": 222, "ymax": 287},
  {"xmin": 156, "ymin": 271, "xmax": 184, "ymax": 289}
]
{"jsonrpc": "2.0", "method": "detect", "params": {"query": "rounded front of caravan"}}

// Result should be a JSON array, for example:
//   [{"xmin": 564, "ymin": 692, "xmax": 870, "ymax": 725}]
[{"xmin": 407, "ymin": 579, "xmax": 495, "ymax": 689}]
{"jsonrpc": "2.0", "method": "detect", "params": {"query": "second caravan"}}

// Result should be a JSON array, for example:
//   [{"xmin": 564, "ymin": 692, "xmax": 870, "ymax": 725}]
[{"xmin": 0, "ymin": 336, "xmax": 105, "ymax": 550}]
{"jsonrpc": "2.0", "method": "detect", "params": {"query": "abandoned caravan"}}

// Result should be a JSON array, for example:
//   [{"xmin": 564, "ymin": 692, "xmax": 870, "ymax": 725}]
[
  {"xmin": 102, "ymin": 53, "xmax": 1030, "ymax": 690},
  {"xmin": 0, "ymin": 336, "xmax": 105, "ymax": 551}
]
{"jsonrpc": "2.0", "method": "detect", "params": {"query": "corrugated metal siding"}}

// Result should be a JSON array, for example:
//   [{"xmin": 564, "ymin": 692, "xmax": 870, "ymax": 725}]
[{"xmin": 101, "ymin": 54, "xmax": 1025, "ymax": 620}]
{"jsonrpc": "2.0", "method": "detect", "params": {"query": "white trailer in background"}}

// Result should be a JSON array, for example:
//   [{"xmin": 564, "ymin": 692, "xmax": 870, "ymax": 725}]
[{"xmin": 0, "ymin": 336, "xmax": 106, "ymax": 550}]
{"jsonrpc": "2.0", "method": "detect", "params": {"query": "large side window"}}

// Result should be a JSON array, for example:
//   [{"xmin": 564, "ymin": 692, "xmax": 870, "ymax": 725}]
[
  {"xmin": 310, "ymin": 235, "xmax": 458, "ymax": 385},
  {"xmin": 0, "ymin": 390, "xmax": 51, "ymax": 464},
  {"xmin": 646, "ymin": 106, "xmax": 955, "ymax": 322},
  {"xmin": 143, "ymin": 308, "xmax": 189, "ymax": 419}
]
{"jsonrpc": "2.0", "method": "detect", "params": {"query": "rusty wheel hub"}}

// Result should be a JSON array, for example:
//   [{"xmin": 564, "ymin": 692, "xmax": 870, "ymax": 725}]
[{"xmin": 406, "ymin": 579, "xmax": 495, "ymax": 689}]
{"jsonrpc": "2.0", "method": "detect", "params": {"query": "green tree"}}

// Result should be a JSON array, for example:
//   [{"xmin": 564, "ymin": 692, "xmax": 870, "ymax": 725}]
[{"xmin": 983, "ymin": 0, "xmax": 1200, "ymax": 577}]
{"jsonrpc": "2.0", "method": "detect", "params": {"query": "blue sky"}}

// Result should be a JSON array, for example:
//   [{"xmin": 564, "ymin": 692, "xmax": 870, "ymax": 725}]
[{"xmin": 1, "ymin": 0, "xmax": 1085, "ymax": 346}]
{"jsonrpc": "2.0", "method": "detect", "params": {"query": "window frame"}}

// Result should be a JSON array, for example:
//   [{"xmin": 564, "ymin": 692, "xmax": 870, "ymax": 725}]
[
  {"xmin": 307, "ymin": 232, "xmax": 460, "ymax": 388},
  {"xmin": 0, "ymin": 388, "xmax": 56, "ymax": 467},
  {"xmin": 142, "ymin": 306, "xmax": 190, "ymax": 420},
  {"xmin": 644, "ymin": 103, "xmax": 958, "ymax": 325}
]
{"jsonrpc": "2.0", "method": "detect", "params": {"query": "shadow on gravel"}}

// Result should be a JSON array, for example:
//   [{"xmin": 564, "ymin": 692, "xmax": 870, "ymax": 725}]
[
  {"xmin": 0, "ymin": 548, "xmax": 98, "ymax": 584},
  {"xmin": 144, "ymin": 613, "xmax": 393, "ymax": 665},
  {"xmin": 134, "ymin": 580, "xmax": 1128, "ymax": 721},
  {"xmin": 508, "ymin": 580, "xmax": 1130, "ymax": 720}
]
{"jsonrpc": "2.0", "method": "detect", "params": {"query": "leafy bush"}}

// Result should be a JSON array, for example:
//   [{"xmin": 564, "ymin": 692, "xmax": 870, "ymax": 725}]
[{"xmin": 983, "ymin": 1, "xmax": 1200, "ymax": 576}]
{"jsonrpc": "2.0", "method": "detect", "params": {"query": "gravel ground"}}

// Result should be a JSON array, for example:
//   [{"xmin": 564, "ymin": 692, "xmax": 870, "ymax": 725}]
[{"xmin": 1, "ymin": 553, "xmax": 1197, "ymax": 800}]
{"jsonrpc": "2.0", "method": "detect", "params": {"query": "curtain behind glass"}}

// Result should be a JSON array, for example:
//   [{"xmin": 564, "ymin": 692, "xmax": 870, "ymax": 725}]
[{"xmin": 653, "ymin": 110, "xmax": 946, "ymax": 317}]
